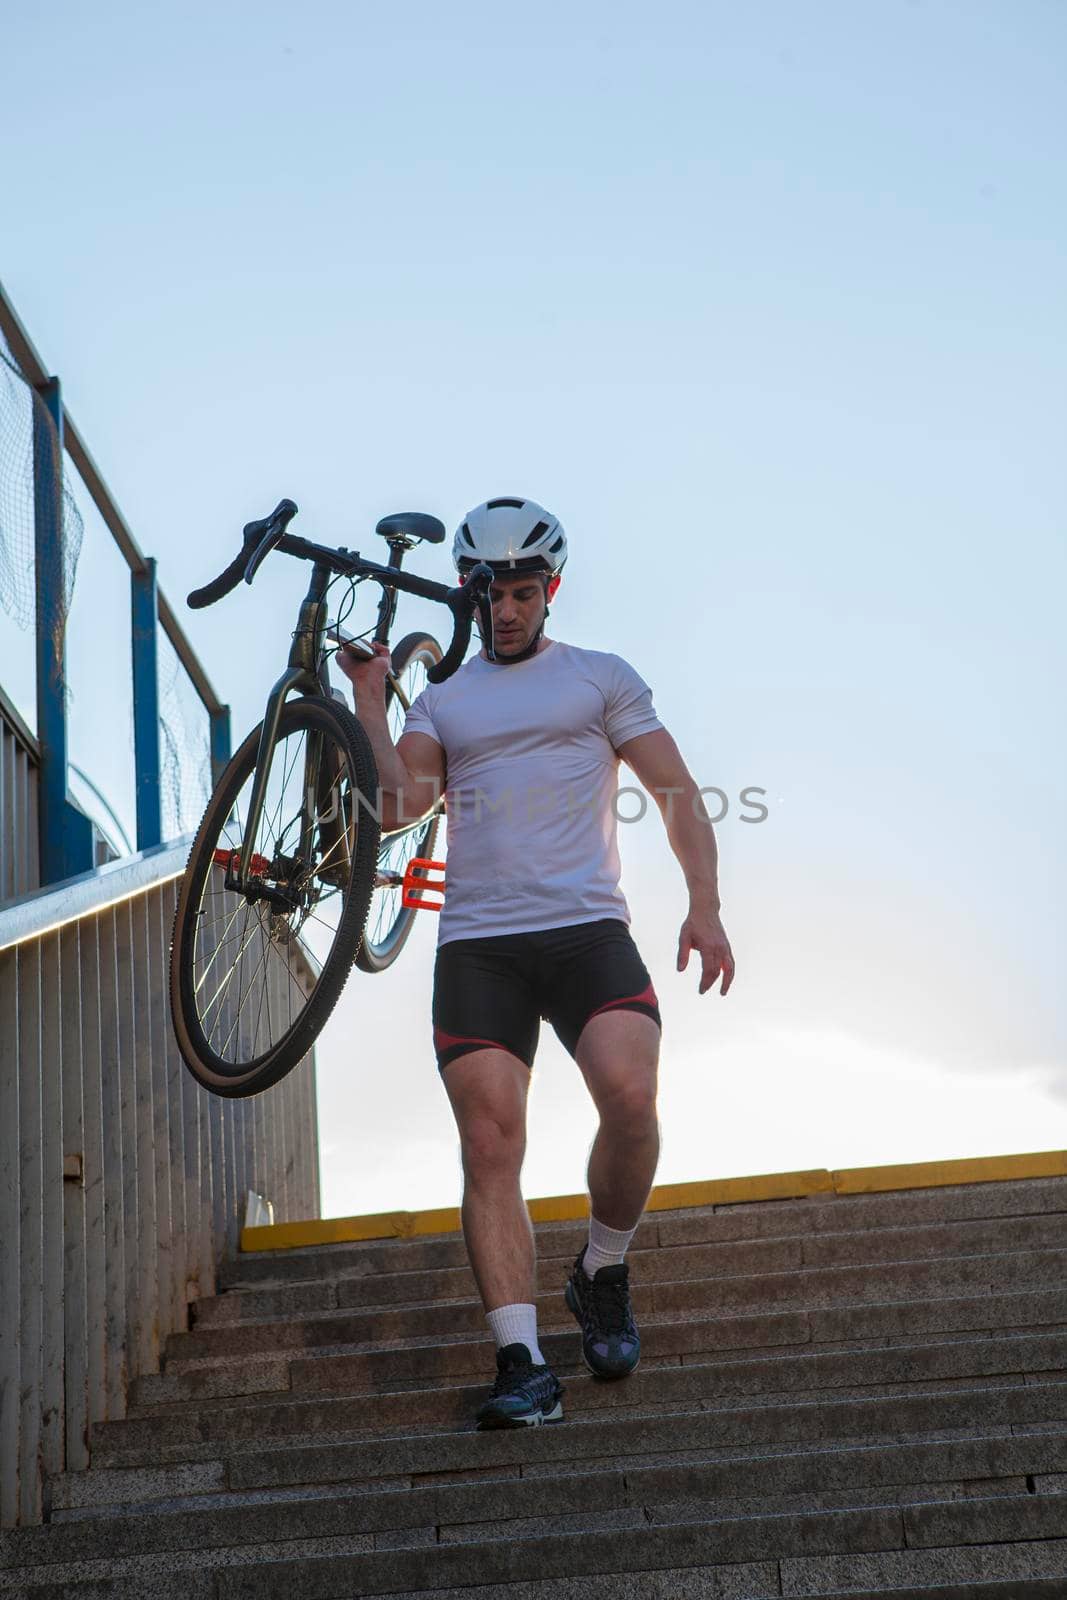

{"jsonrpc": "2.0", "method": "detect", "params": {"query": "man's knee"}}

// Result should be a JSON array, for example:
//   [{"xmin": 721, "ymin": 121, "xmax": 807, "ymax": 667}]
[
  {"xmin": 595, "ymin": 1071, "xmax": 659, "ymax": 1134},
  {"xmin": 443, "ymin": 1048, "xmax": 530, "ymax": 1184},
  {"xmin": 580, "ymin": 1023, "xmax": 660, "ymax": 1133},
  {"xmin": 460, "ymin": 1112, "xmax": 526, "ymax": 1183}
]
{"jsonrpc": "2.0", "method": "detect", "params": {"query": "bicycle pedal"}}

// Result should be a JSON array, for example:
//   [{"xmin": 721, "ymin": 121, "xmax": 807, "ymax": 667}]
[{"xmin": 401, "ymin": 857, "xmax": 446, "ymax": 911}]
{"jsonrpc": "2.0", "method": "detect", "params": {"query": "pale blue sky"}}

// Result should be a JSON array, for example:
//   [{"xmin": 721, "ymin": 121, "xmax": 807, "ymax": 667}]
[{"xmin": 2, "ymin": 0, "xmax": 1064, "ymax": 1216}]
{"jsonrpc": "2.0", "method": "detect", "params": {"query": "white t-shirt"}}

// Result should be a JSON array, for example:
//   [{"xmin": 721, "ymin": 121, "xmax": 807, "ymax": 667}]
[{"xmin": 402, "ymin": 639, "xmax": 663, "ymax": 944}]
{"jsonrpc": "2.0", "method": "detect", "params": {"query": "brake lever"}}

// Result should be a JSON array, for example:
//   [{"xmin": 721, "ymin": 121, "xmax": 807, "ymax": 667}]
[
  {"xmin": 242, "ymin": 499, "xmax": 299, "ymax": 586},
  {"xmin": 463, "ymin": 562, "xmax": 495, "ymax": 605},
  {"xmin": 244, "ymin": 525, "xmax": 285, "ymax": 586}
]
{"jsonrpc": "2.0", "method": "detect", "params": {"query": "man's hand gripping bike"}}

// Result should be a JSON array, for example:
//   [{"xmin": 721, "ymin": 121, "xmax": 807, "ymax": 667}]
[{"xmin": 168, "ymin": 499, "xmax": 492, "ymax": 1098}]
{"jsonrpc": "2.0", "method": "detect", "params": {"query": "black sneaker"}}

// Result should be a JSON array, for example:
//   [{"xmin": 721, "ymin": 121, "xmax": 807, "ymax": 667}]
[
  {"xmin": 475, "ymin": 1343, "xmax": 565, "ymax": 1430},
  {"xmin": 564, "ymin": 1248, "xmax": 641, "ymax": 1378}
]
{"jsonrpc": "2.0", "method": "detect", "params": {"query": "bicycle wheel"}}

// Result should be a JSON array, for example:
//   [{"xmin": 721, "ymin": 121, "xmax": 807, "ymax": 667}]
[
  {"xmin": 356, "ymin": 630, "xmax": 444, "ymax": 973},
  {"xmin": 170, "ymin": 695, "xmax": 381, "ymax": 1096}
]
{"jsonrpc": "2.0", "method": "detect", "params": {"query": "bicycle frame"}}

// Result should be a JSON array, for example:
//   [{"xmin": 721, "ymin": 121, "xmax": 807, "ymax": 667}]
[
  {"xmin": 201, "ymin": 512, "xmax": 492, "ymax": 902},
  {"xmin": 221, "ymin": 553, "xmax": 338, "ymax": 899},
  {"xmin": 225, "ymin": 540, "xmax": 462, "ymax": 901}
]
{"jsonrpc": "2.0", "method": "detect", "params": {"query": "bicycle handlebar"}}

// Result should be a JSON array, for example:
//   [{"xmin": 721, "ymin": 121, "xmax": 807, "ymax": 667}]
[
  {"xmin": 186, "ymin": 499, "xmax": 299, "ymax": 609},
  {"xmin": 185, "ymin": 501, "xmax": 493, "ymax": 683},
  {"xmin": 426, "ymin": 569, "xmax": 493, "ymax": 684}
]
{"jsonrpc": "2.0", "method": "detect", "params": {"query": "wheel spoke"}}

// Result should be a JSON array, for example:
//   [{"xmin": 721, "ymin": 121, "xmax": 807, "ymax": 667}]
[
  {"xmin": 192, "ymin": 893, "xmax": 246, "ymax": 997},
  {"xmin": 202, "ymin": 902, "xmax": 264, "ymax": 1045},
  {"xmin": 216, "ymin": 906, "xmax": 270, "ymax": 1060},
  {"xmin": 263, "ymin": 731, "xmax": 303, "ymax": 854}
]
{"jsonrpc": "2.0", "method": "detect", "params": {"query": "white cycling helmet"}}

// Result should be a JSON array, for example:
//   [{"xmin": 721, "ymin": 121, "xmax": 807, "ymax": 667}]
[{"xmin": 452, "ymin": 497, "xmax": 567, "ymax": 577}]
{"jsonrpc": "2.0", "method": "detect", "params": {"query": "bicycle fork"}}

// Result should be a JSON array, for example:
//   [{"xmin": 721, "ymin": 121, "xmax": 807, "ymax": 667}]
[
  {"xmin": 221, "ymin": 556, "xmax": 357, "ymax": 905},
  {"xmin": 217, "ymin": 668, "xmax": 313, "ymax": 908}
]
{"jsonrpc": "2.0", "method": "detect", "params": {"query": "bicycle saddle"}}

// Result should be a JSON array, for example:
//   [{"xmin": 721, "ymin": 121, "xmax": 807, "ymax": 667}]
[{"xmin": 375, "ymin": 512, "xmax": 446, "ymax": 544}]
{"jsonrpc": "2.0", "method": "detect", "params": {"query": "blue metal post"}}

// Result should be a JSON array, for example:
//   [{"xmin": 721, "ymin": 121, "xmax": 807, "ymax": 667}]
[
  {"xmin": 131, "ymin": 559, "xmax": 162, "ymax": 850},
  {"xmin": 33, "ymin": 376, "xmax": 94, "ymax": 885},
  {"xmin": 209, "ymin": 705, "xmax": 231, "ymax": 789}
]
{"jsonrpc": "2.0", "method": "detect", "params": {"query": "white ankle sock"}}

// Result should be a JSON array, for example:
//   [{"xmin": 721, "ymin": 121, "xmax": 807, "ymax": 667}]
[
  {"xmin": 486, "ymin": 1303, "xmax": 545, "ymax": 1366},
  {"xmin": 582, "ymin": 1215, "xmax": 638, "ymax": 1278}
]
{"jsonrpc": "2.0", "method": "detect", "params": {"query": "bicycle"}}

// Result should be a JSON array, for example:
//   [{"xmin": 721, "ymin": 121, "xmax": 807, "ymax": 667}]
[{"xmin": 168, "ymin": 498, "xmax": 493, "ymax": 1098}]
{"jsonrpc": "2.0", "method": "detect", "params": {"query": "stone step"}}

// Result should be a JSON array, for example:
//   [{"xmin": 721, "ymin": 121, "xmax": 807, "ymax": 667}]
[
  {"xmin": 192, "ymin": 1496, "xmax": 1067, "ymax": 1598},
  {"xmin": 789, "ymin": 1584, "xmax": 1067, "ymax": 1600},
  {"xmin": 219, "ymin": 1175, "xmax": 1067, "ymax": 1290},
  {"xmin": 203, "ymin": 1216, "xmax": 1067, "ymax": 1323},
  {"xmin": 211, "ymin": 1210, "xmax": 1067, "ymax": 1320},
  {"xmin": 303, "ymin": 1572, "xmax": 1067, "ymax": 1600},
  {"xmin": 128, "ymin": 1328, "xmax": 1067, "ymax": 1417},
  {"xmin": 20, "ymin": 1423, "xmax": 1067, "ymax": 1563},
  {"xmin": 165, "ymin": 1286, "xmax": 1067, "ymax": 1373},
  {"xmin": 48, "ymin": 1461, "xmax": 230, "ymax": 1515},
  {"xmin": 45, "ymin": 1427, "xmax": 1067, "ymax": 1523},
  {"xmin": 4, "ymin": 1578, "xmax": 217, "ymax": 1600},
  {"xmin": 225, "ymin": 1383, "xmax": 1067, "ymax": 1492},
  {"xmin": 11, "ymin": 1567, "xmax": 1066, "ymax": 1600},
  {"xmin": 116, "ymin": 1368, "xmax": 1067, "ymax": 1466},
  {"xmin": 6, "ymin": 1493, "xmax": 1062, "ymax": 1599},
  {"xmin": 3, "ymin": 1463, "xmax": 1051, "ymax": 1569},
  {"xmin": 90, "ymin": 1371, "xmax": 1067, "ymax": 1471},
  {"xmin": 777, "ymin": 1538, "xmax": 1067, "ymax": 1598},
  {"xmin": 48, "ymin": 1422, "xmax": 1067, "ymax": 1524},
  {"xmin": 167, "ymin": 1248, "xmax": 1067, "ymax": 1358}
]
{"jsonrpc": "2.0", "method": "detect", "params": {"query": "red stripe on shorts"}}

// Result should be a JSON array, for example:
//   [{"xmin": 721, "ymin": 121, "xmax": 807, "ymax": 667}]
[
  {"xmin": 584, "ymin": 982, "xmax": 659, "ymax": 1026},
  {"xmin": 433, "ymin": 1027, "xmax": 509, "ymax": 1055}
]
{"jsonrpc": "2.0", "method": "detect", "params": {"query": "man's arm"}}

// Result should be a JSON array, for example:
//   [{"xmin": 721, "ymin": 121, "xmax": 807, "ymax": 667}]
[
  {"xmin": 334, "ymin": 644, "xmax": 445, "ymax": 832},
  {"xmin": 616, "ymin": 726, "xmax": 735, "ymax": 996}
]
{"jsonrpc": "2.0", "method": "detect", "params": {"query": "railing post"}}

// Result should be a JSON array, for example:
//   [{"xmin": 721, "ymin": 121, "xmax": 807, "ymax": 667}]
[
  {"xmin": 209, "ymin": 704, "xmax": 231, "ymax": 788},
  {"xmin": 131, "ymin": 559, "xmax": 162, "ymax": 850},
  {"xmin": 33, "ymin": 376, "xmax": 94, "ymax": 885}
]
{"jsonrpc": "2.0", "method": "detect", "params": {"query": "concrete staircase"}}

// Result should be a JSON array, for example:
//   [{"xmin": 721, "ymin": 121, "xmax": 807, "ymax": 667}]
[{"xmin": 4, "ymin": 1174, "xmax": 1067, "ymax": 1598}]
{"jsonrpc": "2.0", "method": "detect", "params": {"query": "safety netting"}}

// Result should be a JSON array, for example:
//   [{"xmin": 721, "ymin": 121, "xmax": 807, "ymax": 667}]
[
  {"xmin": 158, "ymin": 625, "xmax": 212, "ymax": 842},
  {"xmin": 0, "ymin": 328, "xmax": 84, "ymax": 655}
]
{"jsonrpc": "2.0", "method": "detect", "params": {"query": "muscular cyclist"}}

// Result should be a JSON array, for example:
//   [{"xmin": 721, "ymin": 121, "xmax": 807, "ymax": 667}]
[{"xmin": 337, "ymin": 496, "xmax": 734, "ymax": 1428}]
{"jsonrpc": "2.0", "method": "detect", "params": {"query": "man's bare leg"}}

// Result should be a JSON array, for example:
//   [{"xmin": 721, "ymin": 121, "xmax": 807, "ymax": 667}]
[
  {"xmin": 576, "ymin": 1009, "xmax": 662, "ymax": 1230},
  {"xmin": 564, "ymin": 1008, "xmax": 661, "ymax": 1378},
  {"xmin": 441, "ymin": 1047, "xmax": 535, "ymax": 1310}
]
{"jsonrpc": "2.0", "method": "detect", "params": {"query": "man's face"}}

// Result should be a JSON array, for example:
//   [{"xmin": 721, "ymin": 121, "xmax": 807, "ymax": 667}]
[{"xmin": 481, "ymin": 572, "xmax": 552, "ymax": 656}]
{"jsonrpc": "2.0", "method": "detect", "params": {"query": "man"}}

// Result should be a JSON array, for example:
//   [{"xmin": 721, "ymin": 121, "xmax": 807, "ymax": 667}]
[{"xmin": 337, "ymin": 496, "xmax": 734, "ymax": 1429}]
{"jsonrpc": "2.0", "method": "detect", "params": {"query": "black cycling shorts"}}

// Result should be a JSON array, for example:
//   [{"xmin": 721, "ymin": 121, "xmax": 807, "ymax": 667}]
[{"xmin": 432, "ymin": 918, "xmax": 661, "ymax": 1073}]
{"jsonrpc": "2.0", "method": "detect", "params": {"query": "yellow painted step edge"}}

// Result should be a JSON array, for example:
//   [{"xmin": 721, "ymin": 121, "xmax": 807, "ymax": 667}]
[{"xmin": 241, "ymin": 1148, "xmax": 1067, "ymax": 1253}]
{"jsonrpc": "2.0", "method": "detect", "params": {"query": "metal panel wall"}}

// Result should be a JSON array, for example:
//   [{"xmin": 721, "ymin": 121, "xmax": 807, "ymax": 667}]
[
  {"xmin": 0, "ymin": 873, "xmax": 319, "ymax": 1528},
  {"xmin": 0, "ymin": 712, "xmax": 40, "ymax": 907}
]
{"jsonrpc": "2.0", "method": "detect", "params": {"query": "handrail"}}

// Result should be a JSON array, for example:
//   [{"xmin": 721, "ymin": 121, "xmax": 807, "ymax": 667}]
[
  {"xmin": 0, "ymin": 832, "xmax": 322, "ymax": 987},
  {"xmin": 0, "ymin": 837, "xmax": 191, "ymax": 952},
  {"xmin": 0, "ymin": 279, "xmax": 225, "ymax": 723}
]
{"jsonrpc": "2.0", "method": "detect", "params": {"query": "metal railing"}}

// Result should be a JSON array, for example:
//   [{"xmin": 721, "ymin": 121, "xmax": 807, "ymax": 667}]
[
  {"xmin": 0, "ymin": 845, "xmax": 320, "ymax": 1528},
  {"xmin": 0, "ymin": 278, "xmax": 231, "ymax": 888}
]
